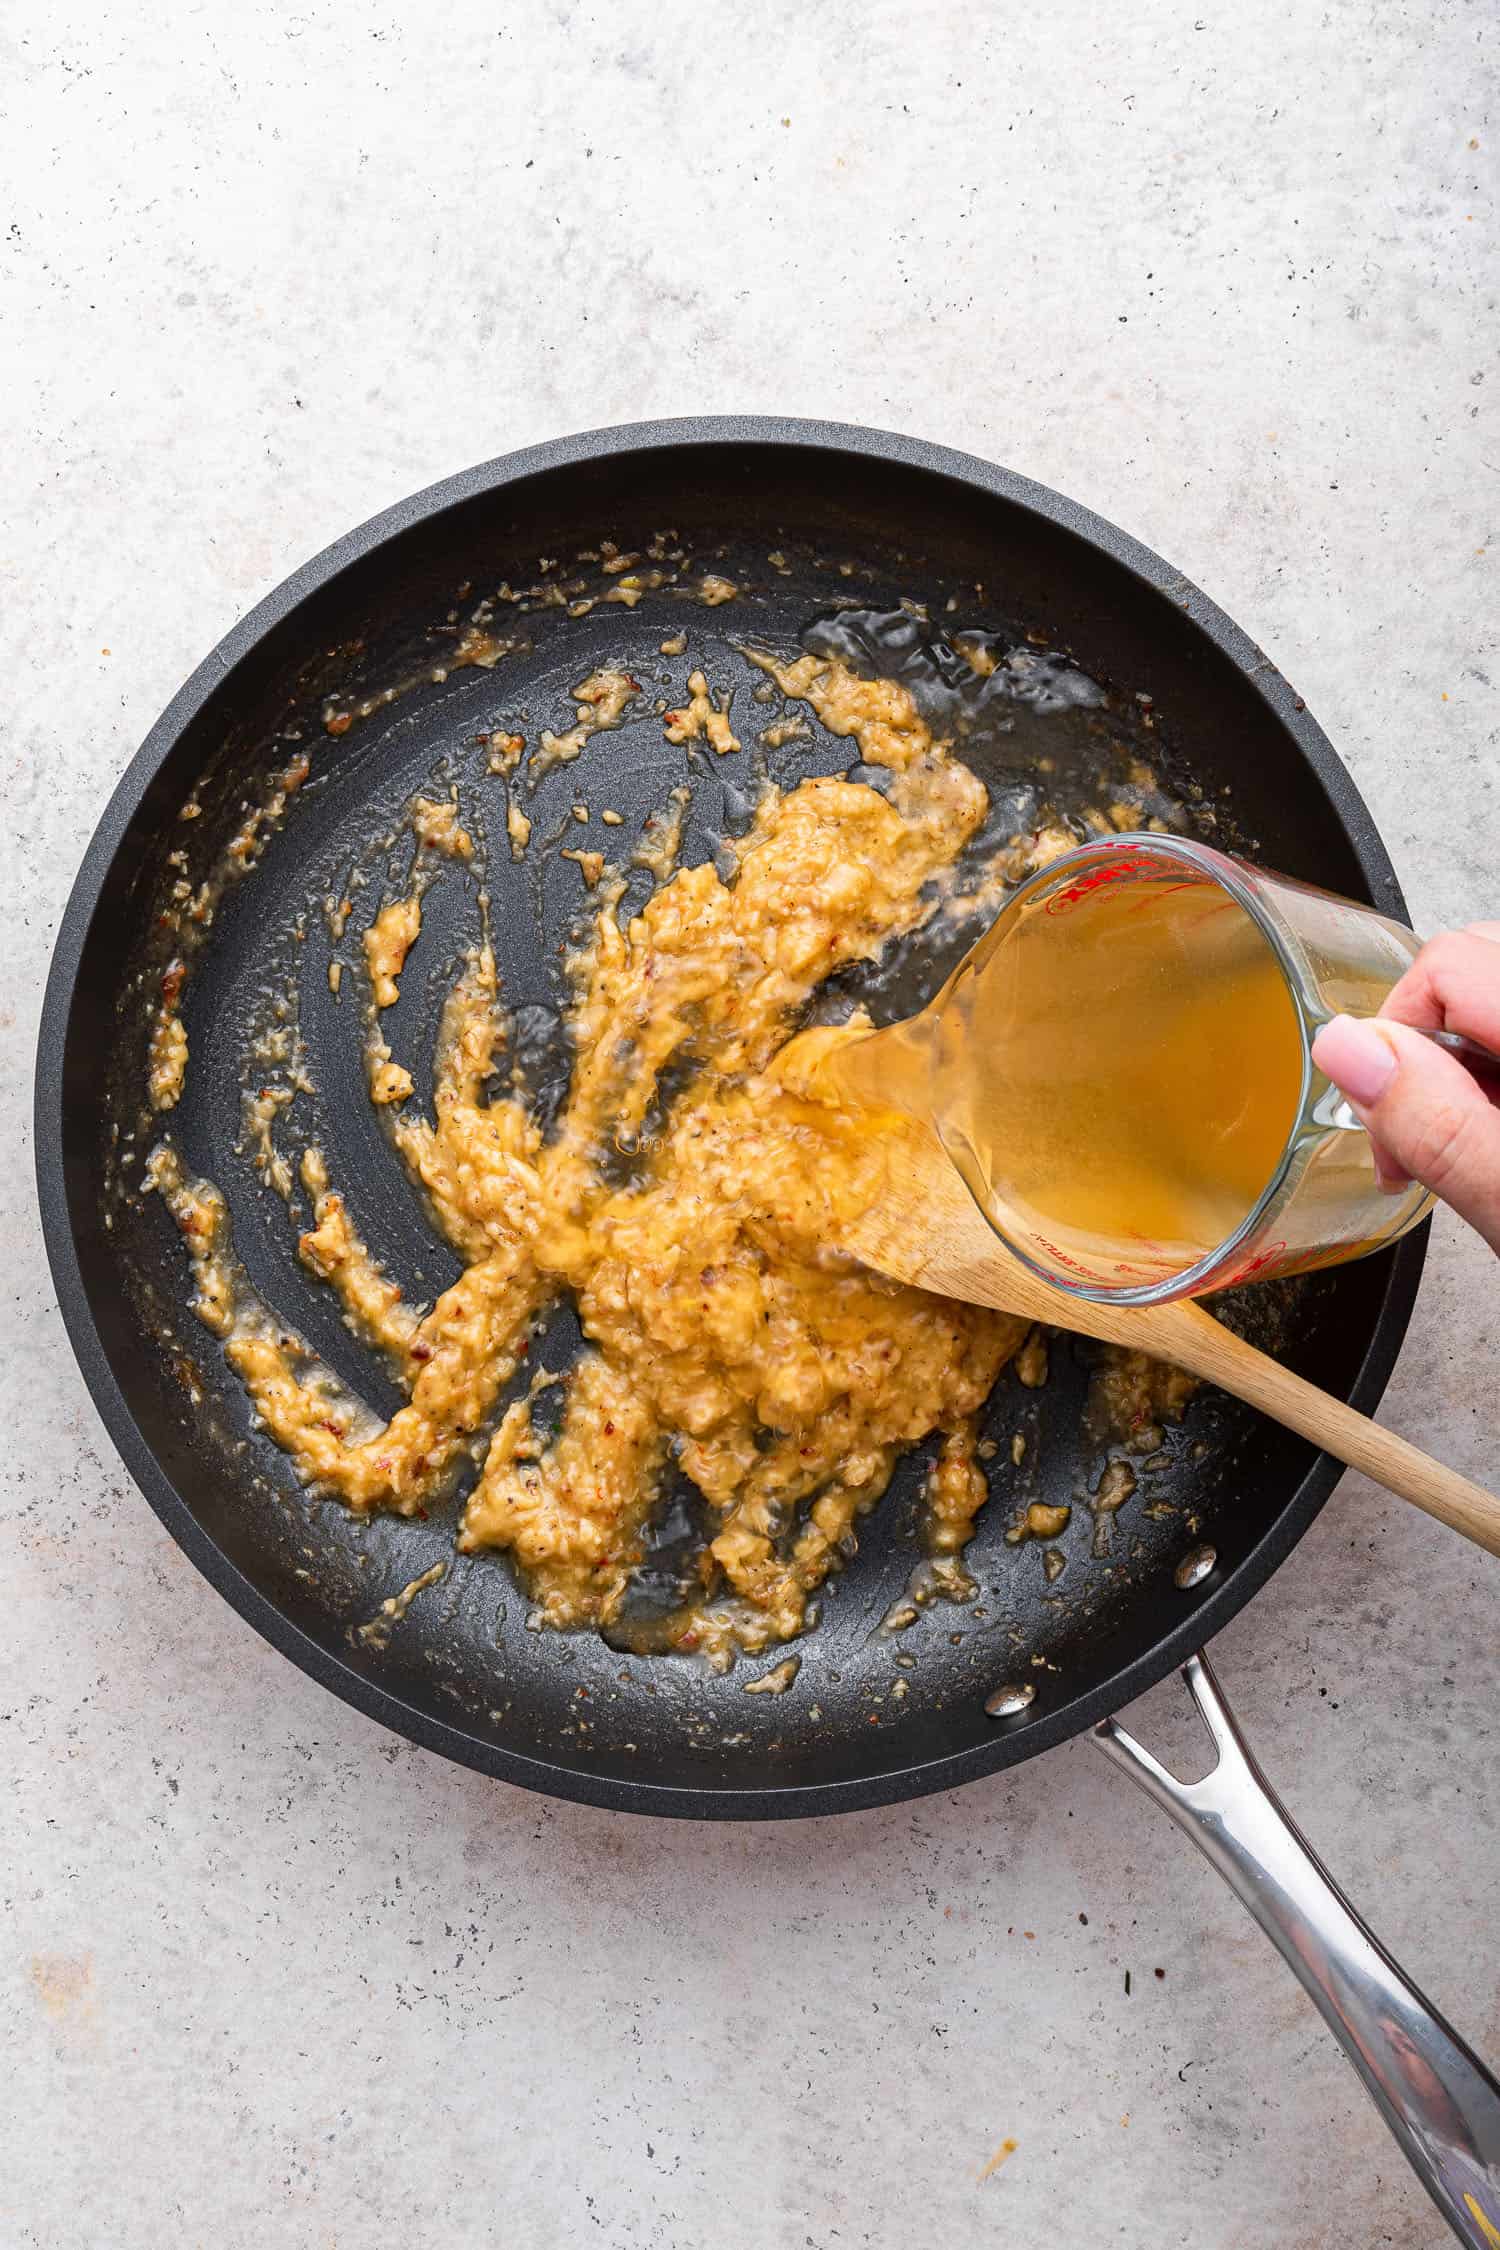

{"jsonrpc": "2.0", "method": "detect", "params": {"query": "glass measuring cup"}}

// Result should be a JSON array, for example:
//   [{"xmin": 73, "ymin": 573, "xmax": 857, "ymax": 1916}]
[{"xmin": 827, "ymin": 832, "xmax": 1438, "ymax": 1304}]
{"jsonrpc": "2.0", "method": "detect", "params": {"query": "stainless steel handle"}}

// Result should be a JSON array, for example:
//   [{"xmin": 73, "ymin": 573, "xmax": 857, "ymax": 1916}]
[{"xmin": 1095, "ymin": 1652, "xmax": 1500, "ymax": 2247}]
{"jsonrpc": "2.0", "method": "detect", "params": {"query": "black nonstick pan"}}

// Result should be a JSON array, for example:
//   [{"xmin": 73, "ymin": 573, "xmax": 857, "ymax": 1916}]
[
  {"xmin": 36, "ymin": 417, "xmax": 1426, "ymax": 1817},
  {"xmin": 42, "ymin": 420, "xmax": 1500, "ymax": 2241}
]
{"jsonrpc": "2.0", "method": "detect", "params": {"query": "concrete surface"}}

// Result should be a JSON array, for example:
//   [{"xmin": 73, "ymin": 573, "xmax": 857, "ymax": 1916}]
[{"xmin": 2, "ymin": 2, "xmax": 1496, "ymax": 2244}]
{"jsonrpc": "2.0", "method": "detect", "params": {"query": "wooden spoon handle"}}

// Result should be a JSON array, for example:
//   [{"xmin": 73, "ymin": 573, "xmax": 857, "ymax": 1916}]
[
  {"xmin": 835, "ymin": 1116, "xmax": 1499, "ymax": 1557},
  {"xmin": 1163, "ymin": 1304, "xmax": 1500, "ymax": 1558}
]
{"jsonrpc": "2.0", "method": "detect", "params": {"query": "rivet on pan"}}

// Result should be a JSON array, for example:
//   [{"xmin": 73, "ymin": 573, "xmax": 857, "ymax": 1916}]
[
  {"xmin": 985, "ymin": 1682, "xmax": 1036, "ymax": 1719},
  {"xmin": 1174, "ymin": 1543, "xmax": 1217, "ymax": 1590}
]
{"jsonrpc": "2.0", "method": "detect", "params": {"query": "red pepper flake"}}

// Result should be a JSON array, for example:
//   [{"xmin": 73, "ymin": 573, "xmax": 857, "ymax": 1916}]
[
  {"xmin": 411, "ymin": 1343, "xmax": 432, "ymax": 1363},
  {"xmin": 325, "ymin": 710, "xmax": 353, "ymax": 737},
  {"xmin": 603, "ymin": 1421, "xmax": 615, "ymax": 1435}
]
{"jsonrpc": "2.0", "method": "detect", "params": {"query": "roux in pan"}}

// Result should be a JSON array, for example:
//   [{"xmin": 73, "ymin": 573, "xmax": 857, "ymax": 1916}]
[{"xmin": 148, "ymin": 626, "xmax": 1195, "ymax": 1666}]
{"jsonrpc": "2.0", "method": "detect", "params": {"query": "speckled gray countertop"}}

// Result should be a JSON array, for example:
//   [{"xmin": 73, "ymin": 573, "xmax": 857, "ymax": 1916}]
[{"xmin": 2, "ymin": 5, "xmax": 1496, "ymax": 2245}]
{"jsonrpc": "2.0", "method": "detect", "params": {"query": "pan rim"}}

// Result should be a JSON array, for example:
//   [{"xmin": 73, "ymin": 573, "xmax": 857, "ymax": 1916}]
[{"xmin": 33, "ymin": 414, "xmax": 1428, "ymax": 1819}]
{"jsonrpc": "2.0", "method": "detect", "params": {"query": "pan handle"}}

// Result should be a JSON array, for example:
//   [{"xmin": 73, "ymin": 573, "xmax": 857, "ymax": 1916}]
[{"xmin": 1094, "ymin": 1651, "xmax": 1500, "ymax": 2248}]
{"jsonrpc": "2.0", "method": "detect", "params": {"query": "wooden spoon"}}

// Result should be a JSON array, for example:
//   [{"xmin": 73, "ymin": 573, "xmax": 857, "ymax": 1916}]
[{"xmin": 838, "ymin": 1119, "xmax": 1500, "ymax": 1560}]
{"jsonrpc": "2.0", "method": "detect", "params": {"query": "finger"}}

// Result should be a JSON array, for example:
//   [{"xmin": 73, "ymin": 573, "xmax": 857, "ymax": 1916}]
[
  {"xmin": 1310, "ymin": 1013, "xmax": 1500, "ymax": 1255},
  {"xmin": 1379, "ymin": 926, "xmax": 1500, "ymax": 1049},
  {"xmin": 1368, "ymin": 1135, "xmax": 1410, "ymax": 1193}
]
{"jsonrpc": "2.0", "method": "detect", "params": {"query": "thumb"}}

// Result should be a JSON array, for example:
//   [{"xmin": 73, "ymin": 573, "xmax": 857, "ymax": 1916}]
[{"xmin": 1311, "ymin": 1013, "xmax": 1500, "ymax": 1254}]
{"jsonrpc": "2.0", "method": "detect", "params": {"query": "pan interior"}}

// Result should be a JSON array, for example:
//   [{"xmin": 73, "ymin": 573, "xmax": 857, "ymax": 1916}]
[{"xmin": 50, "ymin": 436, "xmax": 1413, "ymax": 1808}]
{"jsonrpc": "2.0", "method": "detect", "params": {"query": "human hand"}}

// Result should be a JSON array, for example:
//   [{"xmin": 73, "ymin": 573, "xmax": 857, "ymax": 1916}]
[{"xmin": 1310, "ymin": 925, "xmax": 1500, "ymax": 1257}]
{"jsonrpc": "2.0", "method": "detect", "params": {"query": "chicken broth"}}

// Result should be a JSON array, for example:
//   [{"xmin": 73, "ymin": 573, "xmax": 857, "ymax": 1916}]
[{"xmin": 828, "ymin": 869, "xmax": 1306, "ymax": 1280}]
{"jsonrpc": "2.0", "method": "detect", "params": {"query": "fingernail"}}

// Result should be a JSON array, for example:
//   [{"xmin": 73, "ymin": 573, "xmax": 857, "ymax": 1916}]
[{"xmin": 1311, "ymin": 1014, "xmax": 1399, "ymax": 1107}]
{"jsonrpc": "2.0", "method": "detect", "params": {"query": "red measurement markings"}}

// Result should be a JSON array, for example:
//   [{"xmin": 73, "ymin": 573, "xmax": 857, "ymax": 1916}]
[
  {"xmin": 1041, "ymin": 856, "xmax": 1151, "ymax": 917},
  {"xmin": 1218, "ymin": 1238, "xmax": 1288, "ymax": 1287}
]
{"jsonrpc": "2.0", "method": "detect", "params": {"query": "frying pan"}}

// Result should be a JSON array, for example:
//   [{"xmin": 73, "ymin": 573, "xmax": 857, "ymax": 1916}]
[{"xmin": 34, "ymin": 419, "xmax": 1500, "ymax": 2241}]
